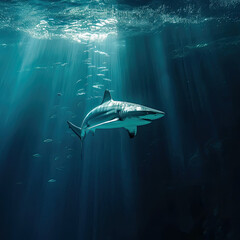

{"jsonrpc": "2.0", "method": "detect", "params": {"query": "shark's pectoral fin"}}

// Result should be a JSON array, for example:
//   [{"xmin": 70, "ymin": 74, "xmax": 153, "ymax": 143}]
[{"xmin": 125, "ymin": 126, "xmax": 137, "ymax": 138}]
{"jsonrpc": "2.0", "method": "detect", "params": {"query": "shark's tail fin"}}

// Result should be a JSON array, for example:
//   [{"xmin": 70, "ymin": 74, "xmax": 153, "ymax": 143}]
[{"xmin": 67, "ymin": 121, "xmax": 84, "ymax": 140}]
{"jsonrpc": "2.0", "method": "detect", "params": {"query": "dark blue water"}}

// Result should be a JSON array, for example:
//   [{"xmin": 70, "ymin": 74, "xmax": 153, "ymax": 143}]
[{"xmin": 0, "ymin": 1, "xmax": 240, "ymax": 239}]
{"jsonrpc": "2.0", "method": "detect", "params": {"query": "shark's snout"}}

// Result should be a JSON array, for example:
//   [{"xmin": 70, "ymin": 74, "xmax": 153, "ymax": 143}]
[
  {"xmin": 155, "ymin": 110, "xmax": 165, "ymax": 117},
  {"xmin": 142, "ymin": 109, "xmax": 165, "ymax": 120}
]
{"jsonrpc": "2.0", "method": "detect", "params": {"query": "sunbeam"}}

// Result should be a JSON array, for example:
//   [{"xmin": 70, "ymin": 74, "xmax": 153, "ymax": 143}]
[{"xmin": 0, "ymin": 1, "xmax": 240, "ymax": 240}]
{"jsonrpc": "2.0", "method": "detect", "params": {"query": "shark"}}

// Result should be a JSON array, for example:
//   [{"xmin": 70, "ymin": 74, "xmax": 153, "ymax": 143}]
[{"xmin": 67, "ymin": 90, "xmax": 165, "ymax": 140}]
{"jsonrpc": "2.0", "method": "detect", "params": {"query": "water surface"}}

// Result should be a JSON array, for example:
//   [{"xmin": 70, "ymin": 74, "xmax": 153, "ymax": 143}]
[{"xmin": 0, "ymin": 1, "xmax": 240, "ymax": 239}]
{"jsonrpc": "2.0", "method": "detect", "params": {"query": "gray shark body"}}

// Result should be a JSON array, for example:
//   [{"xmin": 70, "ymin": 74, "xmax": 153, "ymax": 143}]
[{"xmin": 67, "ymin": 90, "xmax": 165, "ymax": 140}]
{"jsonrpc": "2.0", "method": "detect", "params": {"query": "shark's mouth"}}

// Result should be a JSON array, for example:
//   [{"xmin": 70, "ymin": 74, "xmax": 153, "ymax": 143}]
[{"xmin": 142, "ymin": 119, "xmax": 152, "ymax": 122}]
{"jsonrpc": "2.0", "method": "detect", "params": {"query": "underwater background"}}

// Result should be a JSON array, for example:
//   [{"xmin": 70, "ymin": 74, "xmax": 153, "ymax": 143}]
[{"xmin": 0, "ymin": 0, "xmax": 240, "ymax": 239}]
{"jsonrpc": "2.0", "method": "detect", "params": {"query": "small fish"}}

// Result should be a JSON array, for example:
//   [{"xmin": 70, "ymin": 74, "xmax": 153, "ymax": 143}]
[
  {"xmin": 61, "ymin": 63, "xmax": 68, "ymax": 66},
  {"xmin": 88, "ymin": 96, "xmax": 101, "ymax": 100},
  {"xmin": 35, "ymin": 66, "xmax": 47, "ymax": 69},
  {"xmin": 67, "ymin": 155, "xmax": 72, "ymax": 159},
  {"xmin": 40, "ymin": 20, "xmax": 48, "ymax": 25},
  {"xmin": 76, "ymin": 79, "xmax": 82, "ymax": 84},
  {"xmin": 96, "ymin": 74, "xmax": 104, "ymax": 77},
  {"xmin": 93, "ymin": 84, "xmax": 103, "ymax": 89},
  {"xmin": 77, "ymin": 88, "xmax": 85, "ymax": 92},
  {"xmin": 54, "ymin": 157, "xmax": 59, "ymax": 161},
  {"xmin": 94, "ymin": 50, "xmax": 109, "ymax": 57},
  {"xmin": 77, "ymin": 92, "xmax": 86, "ymax": 96},
  {"xmin": 43, "ymin": 139, "xmax": 53, "ymax": 143},
  {"xmin": 57, "ymin": 93, "xmax": 63, "ymax": 96},
  {"xmin": 103, "ymin": 78, "xmax": 111, "ymax": 82},
  {"xmin": 50, "ymin": 114, "xmax": 56, "ymax": 119},
  {"xmin": 48, "ymin": 179, "xmax": 56, "ymax": 183},
  {"xmin": 97, "ymin": 66, "xmax": 106, "ymax": 70},
  {"xmin": 33, "ymin": 153, "xmax": 41, "ymax": 158}
]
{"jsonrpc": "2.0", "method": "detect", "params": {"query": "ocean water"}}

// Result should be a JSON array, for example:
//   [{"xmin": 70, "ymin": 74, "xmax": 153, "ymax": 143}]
[{"xmin": 0, "ymin": 1, "xmax": 240, "ymax": 239}]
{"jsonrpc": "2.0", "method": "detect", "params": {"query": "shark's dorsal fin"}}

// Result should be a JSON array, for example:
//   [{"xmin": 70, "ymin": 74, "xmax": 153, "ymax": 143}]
[{"xmin": 101, "ymin": 89, "xmax": 112, "ymax": 104}]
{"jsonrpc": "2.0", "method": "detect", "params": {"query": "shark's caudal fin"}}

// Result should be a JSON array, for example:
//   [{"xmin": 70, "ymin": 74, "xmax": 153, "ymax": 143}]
[
  {"xmin": 101, "ymin": 89, "xmax": 112, "ymax": 104},
  {"xmin": 67, "ymin": 121, "xmax": 84, "ymax": 140}
]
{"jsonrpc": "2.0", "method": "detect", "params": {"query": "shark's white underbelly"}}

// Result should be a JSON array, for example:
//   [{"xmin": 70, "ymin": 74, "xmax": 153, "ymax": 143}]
[{"xmin": 90, "ymin": 117, "xmax": 151, "ymax": 131}]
